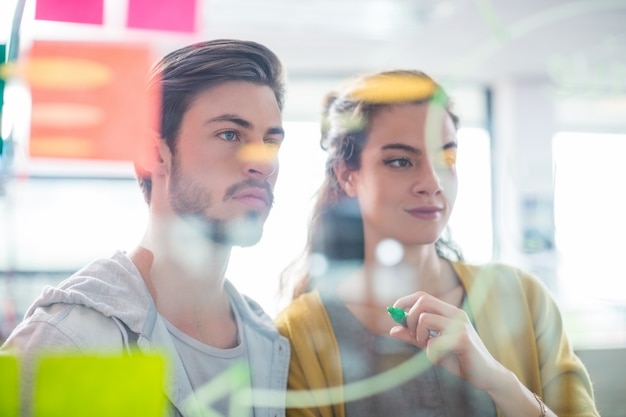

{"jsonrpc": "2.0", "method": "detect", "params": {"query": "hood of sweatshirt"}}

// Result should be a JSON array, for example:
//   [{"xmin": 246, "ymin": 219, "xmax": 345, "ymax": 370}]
[
  {"xmin": 23, "ymin": 250, "xmax": 281, "ymax": 341},
  {"xmin": 24, "ymin": 250, "xmax": 152, "ymax": 336}
]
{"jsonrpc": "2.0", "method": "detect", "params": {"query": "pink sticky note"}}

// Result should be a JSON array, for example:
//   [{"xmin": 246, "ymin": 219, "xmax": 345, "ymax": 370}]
[
  {"xmin": 35, "ymin": 0, "xmax": 104, "ymax": 25},
  {"xmin": 127, "ymin": 0, "xmax": 197, "ymax": 33}
]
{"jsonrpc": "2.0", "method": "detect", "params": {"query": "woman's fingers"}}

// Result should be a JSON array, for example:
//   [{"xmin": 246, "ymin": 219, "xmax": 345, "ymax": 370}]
[
  {"xmin": 392, "ymin": 292, "xmax": 467, "ymax": 346},
  {"xmin": 392, "ymin": 291, "xmax": 428, "ymax": 310},
  {"xmin": 388, "ymin": 325, "xmax": 414, "ymax": 344},
  {"xmin": 399, "ymin": 292, "xmax": 459, "ymax": 321},
  {"xmin": 389, "ymin": 291, "xmax": 506, "ymax": 392}
]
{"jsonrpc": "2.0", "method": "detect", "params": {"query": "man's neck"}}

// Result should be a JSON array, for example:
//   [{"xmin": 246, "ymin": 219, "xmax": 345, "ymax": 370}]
[{"xmin": 130, "ymin": 234, "xmax": 239, "ymax": 348}]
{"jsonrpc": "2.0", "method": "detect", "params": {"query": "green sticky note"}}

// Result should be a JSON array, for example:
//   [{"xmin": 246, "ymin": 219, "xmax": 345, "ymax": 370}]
[
  {"xmin": 33, "ymin": 352, "xmax": 168, "ymax": 417},
  {"xmin": 0, "ymin": 354, "xmax": 19, "ymax": 417}
]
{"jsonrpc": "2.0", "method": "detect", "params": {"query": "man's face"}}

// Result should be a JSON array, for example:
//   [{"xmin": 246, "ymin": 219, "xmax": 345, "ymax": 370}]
[{"xmin": 167, "ymin": 81, "xmax": 284, "ymax": 247}]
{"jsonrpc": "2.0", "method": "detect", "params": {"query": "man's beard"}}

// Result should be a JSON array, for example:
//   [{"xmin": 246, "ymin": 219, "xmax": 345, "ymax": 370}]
[
  {"xmin": 199, "ymin": 212, "xmax": 264, "ymax": 247},
  {"xmin": 168, "ymin": 163, "xmax": 271, "ymax": 247}
]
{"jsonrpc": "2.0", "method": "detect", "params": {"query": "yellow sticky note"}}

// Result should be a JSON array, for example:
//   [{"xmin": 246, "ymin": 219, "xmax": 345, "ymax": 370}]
[
  {"xmin": 0, "ymin": 354, "xmax": 19, "ymax": 417},
  {"xmin": 349, "ymin": 72, "xmax": 438, "ymax": 104},
  {"xmin": 33, "ymin": 352, "xmax": 167, "ymax": 417}
]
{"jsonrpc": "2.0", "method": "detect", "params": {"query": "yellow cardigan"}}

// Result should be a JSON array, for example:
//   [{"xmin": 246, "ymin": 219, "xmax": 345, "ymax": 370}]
[{"xmin": 275, "ymin": 262, "xmax": 599, "ymax": 417}]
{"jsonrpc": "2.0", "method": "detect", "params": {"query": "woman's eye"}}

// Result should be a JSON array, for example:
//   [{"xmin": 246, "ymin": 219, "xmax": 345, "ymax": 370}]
[
  {"xmin": 386, "ymin": 157, "xmax": 412, "ymax": 168},
  {"xmin": 218, "ymin": 131, "xmax": 238, "ymax": 141}
]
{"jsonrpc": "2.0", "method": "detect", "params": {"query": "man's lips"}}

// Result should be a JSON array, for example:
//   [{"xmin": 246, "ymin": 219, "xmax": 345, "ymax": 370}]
[{"xmin": 232, "ymin": 188, "xmax": 270, "ymax": 210}]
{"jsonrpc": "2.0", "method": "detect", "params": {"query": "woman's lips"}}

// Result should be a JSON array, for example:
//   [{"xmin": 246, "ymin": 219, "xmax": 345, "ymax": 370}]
[{"xmin": 406, "ymin": 206, "xmax": 443, "ymax": 220}]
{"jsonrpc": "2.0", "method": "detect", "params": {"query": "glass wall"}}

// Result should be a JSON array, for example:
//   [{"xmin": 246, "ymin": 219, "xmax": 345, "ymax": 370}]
[{"xmin": 0, "ymin": 118, "xmax": 493, "ymax": 320}]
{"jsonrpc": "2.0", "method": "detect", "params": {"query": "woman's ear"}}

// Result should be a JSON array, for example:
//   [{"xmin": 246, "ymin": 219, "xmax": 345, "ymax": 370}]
[{"xmin": 333, "ymin": 162, "xmax": 357, "ymax": 198}]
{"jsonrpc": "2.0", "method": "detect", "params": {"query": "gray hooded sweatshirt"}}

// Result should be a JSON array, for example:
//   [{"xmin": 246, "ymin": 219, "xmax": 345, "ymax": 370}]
[{"xmin": 1, "ymin": 250, "xmax": 290, "ymax": 417}]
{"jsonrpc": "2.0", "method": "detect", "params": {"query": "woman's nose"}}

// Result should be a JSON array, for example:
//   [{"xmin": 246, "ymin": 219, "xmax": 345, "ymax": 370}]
[{"xmin": 412, "ymin": 160, "xmax": 443, "ymax": 196}]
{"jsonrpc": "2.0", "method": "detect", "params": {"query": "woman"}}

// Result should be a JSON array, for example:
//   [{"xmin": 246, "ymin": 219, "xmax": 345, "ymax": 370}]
[{"xmin": 275, "ymin": 70, "xmax": 598, "ymax": 417}]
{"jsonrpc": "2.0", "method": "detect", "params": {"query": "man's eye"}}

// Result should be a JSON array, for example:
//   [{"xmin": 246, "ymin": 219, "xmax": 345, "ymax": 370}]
[
  {"xmin": 264, "ymin": 139, "xmax": 282, "ymax": 150},
  {"xmin": 218, "ymin": 131, "xmax": 238, "ymax": 141},
  {"xmin": 443, "ymin": 148, "xmax": 457, "ymax": 167}
]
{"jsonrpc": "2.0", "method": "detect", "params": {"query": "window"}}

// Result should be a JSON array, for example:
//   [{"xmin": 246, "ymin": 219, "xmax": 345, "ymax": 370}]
[
  {"xmin": 553, "ymin": 131, "xmax": 626, "ymax": 348},
  {"xmin": 227, "ymin": 122, "xmax": 326, "ymax": 315},
  {"xmin": 448, "ymin": 127, "xmax": 493, "ymax": 263}
]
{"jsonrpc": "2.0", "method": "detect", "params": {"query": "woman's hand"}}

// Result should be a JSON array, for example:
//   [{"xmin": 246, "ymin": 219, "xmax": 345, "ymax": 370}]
[{"xmin": 388, "ymin": 291, "xmax": 507, "ymax": 393}]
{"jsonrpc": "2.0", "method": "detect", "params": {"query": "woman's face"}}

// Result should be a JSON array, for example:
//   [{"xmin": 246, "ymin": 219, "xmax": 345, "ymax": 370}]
[{"xmin": 340, "ymin": 102, "xmax": 458, "ymax": 248}]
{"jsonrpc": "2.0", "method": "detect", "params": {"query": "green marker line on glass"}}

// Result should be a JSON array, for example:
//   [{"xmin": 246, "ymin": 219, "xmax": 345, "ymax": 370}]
[{"xmin": 387, "ymin": 306, "xmax": 408, "ymax": 327}]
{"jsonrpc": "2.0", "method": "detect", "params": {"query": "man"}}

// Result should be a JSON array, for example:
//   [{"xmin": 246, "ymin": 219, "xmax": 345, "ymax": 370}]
[{"xmin": 2, "ymin": 39, "xmax": 290, "ymax": 417}]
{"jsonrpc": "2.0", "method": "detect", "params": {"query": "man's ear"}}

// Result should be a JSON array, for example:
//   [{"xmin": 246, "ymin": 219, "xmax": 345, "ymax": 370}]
[
  {"xmin": 136, "ymin": 130, "xmax": 170, "ymax": 176},
  {"xmin": 154, "ymin": 138, "xmax": 172, "ymax": 176},
  {"xmin": 333, "ymin": 161, "xmax": 357, "ymax": 197}
]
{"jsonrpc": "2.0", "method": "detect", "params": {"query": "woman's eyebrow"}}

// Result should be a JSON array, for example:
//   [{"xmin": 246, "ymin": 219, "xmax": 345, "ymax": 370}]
[
  {"xmin": 381, "ymin": 142, "xmax": 456, "ymax": 153},
  {"xmin": 380, "ymin": 143, "xmax": 419, "ymax": 154}
]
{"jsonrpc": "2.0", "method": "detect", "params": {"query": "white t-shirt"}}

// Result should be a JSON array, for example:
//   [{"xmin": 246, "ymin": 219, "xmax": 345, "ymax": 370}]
[{"xmin": 162, "ymin": 307, "xmax": 253, "ymax": 417}]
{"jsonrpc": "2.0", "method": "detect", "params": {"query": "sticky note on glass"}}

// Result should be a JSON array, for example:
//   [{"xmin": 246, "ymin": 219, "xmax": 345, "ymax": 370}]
[
  {"xmin": 0, "ymin": 354, "xmax": 19, "ymax": 417},
  {"xmin": 33, "ymin": 353, "xmax": 167, "ymax": 417},
  {"xmin": 1, "ymin": 43, "xmax": 5, "ymax": 156},
  {"xmin": 22, "ymin": 40, "xmax": 159, "ymax": 161},
  {"xmin": 127, "ymin": 0, "xmax": 197, "ymax": 33},
  {"xmin": 1, "ymin": 43, "xmax": 6, "ymax": 109},
  {"xmin": 35, "ymin": 0, "xmax": 104, "ymax": 25}
]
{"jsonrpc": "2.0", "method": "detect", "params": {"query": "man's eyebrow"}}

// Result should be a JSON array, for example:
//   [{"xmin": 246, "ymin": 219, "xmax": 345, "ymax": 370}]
[
  {"xmin": 443, "ymin": 141, "xmax": 458, "ymax": 150},
  {"xmin": 204, "ymin": 114, "xmax": 252, "ymax": 129},
  {"xmin": 267, "ymin": 127, "xmax": 285, "ymax": 137},
  {"xmin": 204, "ymin": 114, "xmax": 284, "ymax": 136}
]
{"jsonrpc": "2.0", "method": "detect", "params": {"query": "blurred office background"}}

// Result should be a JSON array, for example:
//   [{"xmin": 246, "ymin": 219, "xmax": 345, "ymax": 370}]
[{"xmin": 1, "ymin": 0, "xmax": 625, "ymax": 415}]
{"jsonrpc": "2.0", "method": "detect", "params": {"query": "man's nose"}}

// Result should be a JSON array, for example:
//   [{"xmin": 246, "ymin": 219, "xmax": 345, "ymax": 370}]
[{"xmin": 238, "ymin": 143, "xmax": 278, "ymax": 179}]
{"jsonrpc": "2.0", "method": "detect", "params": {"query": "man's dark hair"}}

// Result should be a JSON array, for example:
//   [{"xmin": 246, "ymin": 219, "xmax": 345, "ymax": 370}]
[{"xmin": 136, "ymin": 39, "xmax": 286, "ymax": 203}]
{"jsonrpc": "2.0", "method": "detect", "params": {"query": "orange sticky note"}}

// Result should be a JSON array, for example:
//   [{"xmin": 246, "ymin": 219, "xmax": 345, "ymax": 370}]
[
  {"xmin": 24, "ymin": 40, "xmax": 159, "ymax": 162},
  {"xmin": 33, "ymin": 352, "xmax": 168, "ymax": 417}
]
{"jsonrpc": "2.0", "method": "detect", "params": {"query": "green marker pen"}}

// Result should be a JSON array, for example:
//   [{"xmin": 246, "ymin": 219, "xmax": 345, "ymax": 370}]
[
  {"xmin": 387, "ymin": 306, "xmax": 408, "ymax": 327},
  {"xmin": 386, "ymin": 306, "xmax": 440, "ymax": 337}
]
